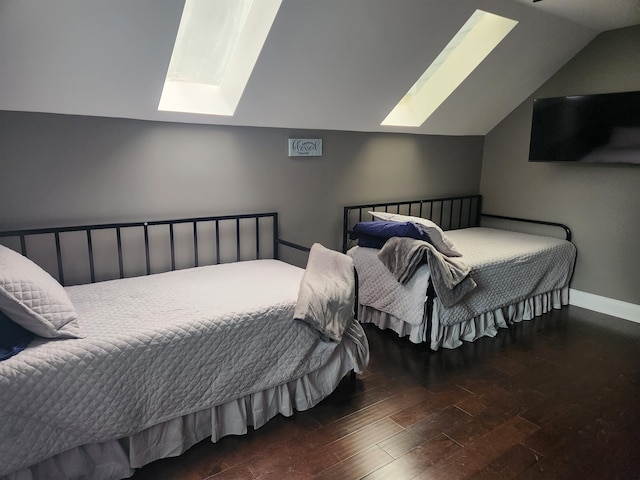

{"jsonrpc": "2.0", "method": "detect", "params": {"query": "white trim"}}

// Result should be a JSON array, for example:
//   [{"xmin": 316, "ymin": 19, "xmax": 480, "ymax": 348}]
[{"xmin": 570, "ymin": 289, "xmax": 640, "ymax": 323}]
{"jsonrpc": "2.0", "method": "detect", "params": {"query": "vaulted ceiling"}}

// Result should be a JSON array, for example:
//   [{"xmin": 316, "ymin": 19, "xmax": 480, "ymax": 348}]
[{"xmin": 0, "ymin": 0, "xmax": 638, "ymax": 136}]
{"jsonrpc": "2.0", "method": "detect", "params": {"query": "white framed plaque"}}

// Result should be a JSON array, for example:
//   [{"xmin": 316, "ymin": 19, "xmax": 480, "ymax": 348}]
[{"xmin": 288, "ymin": 138, "xmax": 322, "ymax": 157}]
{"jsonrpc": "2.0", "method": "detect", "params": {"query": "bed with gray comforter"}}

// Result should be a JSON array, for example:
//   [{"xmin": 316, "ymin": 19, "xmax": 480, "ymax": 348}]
[
  {"xmin": 351, "ymin": 227, "xmax": 576, "ymax": 350},
  {"xmin": 343, "ymin": 195, "xmax": 576, "ymax": 351},
  {"xmin": 0, "ymin": 215, "xmax": 368, "ymax": 480}
]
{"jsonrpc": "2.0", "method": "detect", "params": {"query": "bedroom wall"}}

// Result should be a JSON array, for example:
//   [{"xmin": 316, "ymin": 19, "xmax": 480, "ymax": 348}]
[
  {"xmin": 0, "ymin": 111, "xmax": 483, "ymax": 265},
  {"xmin": 480, "ymin": 25, "xmax": 640, "ymax": 308}
]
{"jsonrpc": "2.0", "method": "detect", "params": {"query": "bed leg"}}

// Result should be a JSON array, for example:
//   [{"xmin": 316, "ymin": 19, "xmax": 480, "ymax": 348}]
[
  {"xmin": 354, "ymin": 269, "xmax": 359, "ymax": 320},
  {"xmin": 425, "ymin": 280, "xmax": 435, "ymax": 351},
  {"xmin": 344, "ymin": 369, "xmax": 357, "ymax": 394},
  {"xmin": 328, "ymin": 370, "xmax": 358, "ymax": 404}
]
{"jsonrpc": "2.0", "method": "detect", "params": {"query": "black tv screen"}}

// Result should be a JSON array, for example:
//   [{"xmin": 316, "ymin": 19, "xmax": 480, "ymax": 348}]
[{"xmin": 529, "ymin": 90, "xmax": 640, "ymax": 165}]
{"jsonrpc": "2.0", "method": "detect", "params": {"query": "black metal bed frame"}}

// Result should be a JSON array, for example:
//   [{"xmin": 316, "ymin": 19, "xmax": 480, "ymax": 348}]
[
  {"xmin": 342, "ymin": 193, "xmax": 573, "ymax": 347},
  {"xmin": 343, "ymin": 194, "xmax": 572, "ymax": 252},
  {"xmin": 342, "ymin": 194, "xmax": 483, "ymax": 252},
  {"xmin": 0, "ymin": 212, "xmax": 309, "ymax": 287}
]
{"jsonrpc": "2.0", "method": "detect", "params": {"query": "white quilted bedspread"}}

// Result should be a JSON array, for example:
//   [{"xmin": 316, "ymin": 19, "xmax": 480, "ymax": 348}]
[
  {"xmin": 350, "ymin": 228, "xmax": 576, "ymax": 328},
  {"xmin": 0, "ymin": 260, "xmax": 338, "ymax": 476}
]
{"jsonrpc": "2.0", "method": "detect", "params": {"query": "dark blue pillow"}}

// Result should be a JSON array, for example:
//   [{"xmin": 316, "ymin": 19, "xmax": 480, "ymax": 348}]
[
  {"xmin": 0, "ymin": 311, "xmax": 35, "ymax": 361},
  {"xmin": 352, "ymin": 221, "xmax": 431, "ymax": 248},
  {"xmin": 354, "ymin": 234, "xmax": 387, "ymax": 249}
]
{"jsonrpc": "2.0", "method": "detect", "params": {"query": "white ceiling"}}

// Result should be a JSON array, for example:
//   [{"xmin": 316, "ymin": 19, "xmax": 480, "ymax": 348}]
[
  {"xmin": 0, "ymin": 0, "xmax": 638, "ymax": 136},
  {"xmin": 510, "ymin": 0, "xmax": 640, "ymax": 31}
]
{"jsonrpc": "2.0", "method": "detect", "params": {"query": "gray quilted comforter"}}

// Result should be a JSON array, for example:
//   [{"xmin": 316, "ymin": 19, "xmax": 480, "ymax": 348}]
[
  {"xmin": 0, "ymin": 260, "xmax": 340, "ymax": 476},
  {"xmin": 350, "ymin": 227, "xmax": 576, "ymax": 327},
  {"xmin": 437, "ymin": 228, "xmax": 576, "ymax": 325}
]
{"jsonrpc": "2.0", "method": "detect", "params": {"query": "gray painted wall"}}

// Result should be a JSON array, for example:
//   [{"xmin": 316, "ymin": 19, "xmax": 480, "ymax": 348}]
[
  {"xmin": 0, "ymin": 111, "xmax": 483, "ymax": 266},
  {"xmin": 480, "ymin": 25, "xmax": 640, "ymax": 305}
]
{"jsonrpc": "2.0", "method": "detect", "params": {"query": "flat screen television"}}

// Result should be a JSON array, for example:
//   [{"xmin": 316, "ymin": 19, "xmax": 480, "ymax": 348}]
[{"xmin": 529, "ymin": 90, "xmax": 640, "ymax": 165}]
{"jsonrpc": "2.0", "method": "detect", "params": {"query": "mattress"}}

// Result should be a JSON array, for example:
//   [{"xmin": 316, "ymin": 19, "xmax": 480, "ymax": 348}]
[
  {"xmin": 0, "ymin": 259, "xmax": 346, "ymax": 477},
  {"xmin": 351, "ymin": 227, "xmax": 576, "ymax": 338}
]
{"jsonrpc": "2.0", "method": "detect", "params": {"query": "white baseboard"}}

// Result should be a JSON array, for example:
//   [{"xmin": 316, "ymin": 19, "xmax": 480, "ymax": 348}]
[{"xmin": 570, "ymin": 289, "xmax": 640, "ymax": 324}]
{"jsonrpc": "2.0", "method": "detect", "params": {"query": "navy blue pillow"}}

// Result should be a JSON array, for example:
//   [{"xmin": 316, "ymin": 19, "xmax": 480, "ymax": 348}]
[
  {"xmin": 354, "ymin": 234, "xmax": 387, "ymax": 249},
  {"xmin": 352, "ymin": 221, "xmax": 431, "ymax": 248},
  {"xmin": 0, "ymin": 311, "xmax": 35, "ymax": 361}
]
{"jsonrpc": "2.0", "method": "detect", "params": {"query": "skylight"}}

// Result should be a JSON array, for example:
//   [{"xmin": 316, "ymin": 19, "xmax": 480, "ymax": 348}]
[
  {"xmin": 158, "ymin": 0, "xmax": 282, "ymax": 116},
  {"xmin": 381, "ymin": 10, "xmax": 518, "ymax": 127}
]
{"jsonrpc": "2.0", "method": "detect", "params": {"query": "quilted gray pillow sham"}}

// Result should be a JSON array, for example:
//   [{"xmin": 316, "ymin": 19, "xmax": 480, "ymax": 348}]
[{"xmin": 0, "ymin": 244, "xmax": 81, "ymax": 338}]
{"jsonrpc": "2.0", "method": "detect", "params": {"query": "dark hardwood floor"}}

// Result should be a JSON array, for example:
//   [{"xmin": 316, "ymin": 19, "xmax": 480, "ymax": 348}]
[{"xmin": 132, "ymin": 306, "xmax": 640, "ymax": 479}]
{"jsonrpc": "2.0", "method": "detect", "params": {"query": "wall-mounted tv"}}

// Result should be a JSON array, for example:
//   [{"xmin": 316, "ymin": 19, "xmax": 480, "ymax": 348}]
[{"xmin": 529, "ymin": 90, "xmax": 640, "ymax": 165}]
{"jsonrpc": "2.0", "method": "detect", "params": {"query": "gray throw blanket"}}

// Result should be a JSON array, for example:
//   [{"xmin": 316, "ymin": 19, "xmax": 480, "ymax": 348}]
[
  {"xmin": 294, "ymin": 243, "xmax": 356, "ymax": 342},
  {"xmin": 378, "ymin": 237, "xmax": 477, "ymax": 307}
]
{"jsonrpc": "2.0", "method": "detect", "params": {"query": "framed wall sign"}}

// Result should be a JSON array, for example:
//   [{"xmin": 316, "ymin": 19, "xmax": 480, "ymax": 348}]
[{"xmin": 288, "ymin": 138, "xmax": 322, "ymax": 157}]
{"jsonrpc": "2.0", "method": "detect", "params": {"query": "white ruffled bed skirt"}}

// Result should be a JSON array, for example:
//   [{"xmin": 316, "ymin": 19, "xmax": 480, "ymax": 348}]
[
  {"xmin": 3, "ymin": 322, "xmax": 369, "ymax": 480},
  {"xmin": 360, "ymin": 286, "xmax": 569, "ymax": 350}
]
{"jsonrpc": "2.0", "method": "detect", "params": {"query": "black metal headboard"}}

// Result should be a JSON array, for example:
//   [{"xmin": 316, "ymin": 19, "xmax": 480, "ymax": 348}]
[
  {"xmin": 343, "ymin": 194, "xmax": 482, "ymax": 252},
  {"xmin": 0, "ymin": 212, "xmax": 305, "ymax": 286},
  {"xmin": 342, "ymin": 194, "xmax": 573, "ymax": 253}
]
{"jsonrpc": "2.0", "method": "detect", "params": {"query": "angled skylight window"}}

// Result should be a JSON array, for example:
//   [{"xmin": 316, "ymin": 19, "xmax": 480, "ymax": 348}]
[
  {"xmin": 158, "ymin": 0, "xmax": 282, "ymax": 116},
  {"xmin": 381, "ymin": 10, "xmax": 518, "ymax": 127}
]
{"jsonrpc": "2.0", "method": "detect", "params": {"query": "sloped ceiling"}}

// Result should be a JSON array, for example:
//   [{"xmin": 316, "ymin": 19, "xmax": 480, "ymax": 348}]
[{"xmin": 0, "ymin": 0, "xmax": 638, "ymax": 136}]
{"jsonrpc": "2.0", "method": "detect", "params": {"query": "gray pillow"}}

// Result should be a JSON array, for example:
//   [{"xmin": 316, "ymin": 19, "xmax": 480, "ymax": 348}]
[
  {"xmin": 294, "ymin": 243, "xmax": 355, "ymax": 342},
  {"xmin": 0, "ymin": 245, "xmax": 81, "ymax": 338}
]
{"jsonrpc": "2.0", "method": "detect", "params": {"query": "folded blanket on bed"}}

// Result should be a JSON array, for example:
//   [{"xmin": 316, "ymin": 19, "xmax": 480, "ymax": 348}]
[
  {"xmin": 378, "ymin": 237, "xmax": 476, "ymax": 307},
  {"xmin": 294, "ymin": 243, "xmax": 356, "ymax": 342}
]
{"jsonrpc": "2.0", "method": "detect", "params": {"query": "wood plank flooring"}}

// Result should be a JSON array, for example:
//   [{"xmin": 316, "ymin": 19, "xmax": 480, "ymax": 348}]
[{"xmin": 132, "ymin": 306, "xmax": 640, "ymax": 479}]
